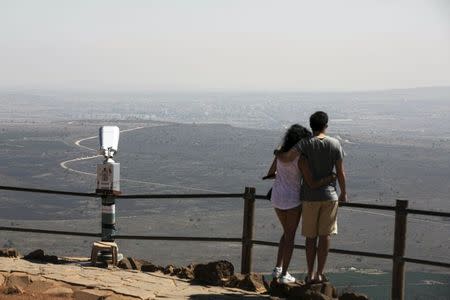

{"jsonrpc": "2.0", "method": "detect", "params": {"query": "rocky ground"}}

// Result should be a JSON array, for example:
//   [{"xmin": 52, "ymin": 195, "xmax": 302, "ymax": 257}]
[{"xmin": 0, "ymin": 248, "xmax": 369, "ymax": 300}]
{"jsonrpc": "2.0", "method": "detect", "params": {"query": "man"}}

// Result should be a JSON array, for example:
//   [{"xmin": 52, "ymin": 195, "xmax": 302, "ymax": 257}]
[{"xmin": 286, "ymin": 111, "xmax": 347, "ymax": 283}]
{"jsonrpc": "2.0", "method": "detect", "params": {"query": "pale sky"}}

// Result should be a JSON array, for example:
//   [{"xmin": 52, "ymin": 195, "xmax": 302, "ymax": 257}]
[{"xmin": 1, "ymin": 0, "xmax": 449, "ymax": 92}]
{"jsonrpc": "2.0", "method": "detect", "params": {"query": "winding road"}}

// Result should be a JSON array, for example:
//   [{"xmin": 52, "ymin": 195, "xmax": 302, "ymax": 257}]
[{"xmin": 60, "ymin": 126, "xmax": 226, "ymax": 193}]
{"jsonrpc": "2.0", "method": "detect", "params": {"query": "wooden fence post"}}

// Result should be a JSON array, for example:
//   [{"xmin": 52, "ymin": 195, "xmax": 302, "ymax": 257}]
[
  {"xmin": 392, "ymin": 199, "xmax": 408, "ymax": 300},
  {"xmin": 241, "ymin": 186, "xmax": 256, "ymax": 274}
]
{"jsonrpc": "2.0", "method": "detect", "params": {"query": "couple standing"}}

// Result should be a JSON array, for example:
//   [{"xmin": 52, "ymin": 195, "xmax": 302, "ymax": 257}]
[{"xmin": 265, "ymin": 111, "xmax": 347, "ymax": 284}]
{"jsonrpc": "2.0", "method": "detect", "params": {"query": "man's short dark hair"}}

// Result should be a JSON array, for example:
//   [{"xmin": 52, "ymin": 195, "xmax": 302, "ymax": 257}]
[{"xmin": 310, "ymin": 111, "xmax": 328, "ymax": 132}]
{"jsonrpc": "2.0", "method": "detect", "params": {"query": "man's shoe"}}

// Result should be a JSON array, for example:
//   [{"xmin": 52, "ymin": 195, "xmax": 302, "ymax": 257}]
[
  {"xmin": 272, "ymin": 267, "xmax": 282, "ymax": 279},
  {"xmin": 304, "ymin": 274, "xmax": 314, "ymax": 284},
  {"xmin": 317, "ymin": 274, "xmax": 329, "ymax": 283},
  {"xmin": 279, "ymin": 272, "xmax": 296, "ymax": 284}
]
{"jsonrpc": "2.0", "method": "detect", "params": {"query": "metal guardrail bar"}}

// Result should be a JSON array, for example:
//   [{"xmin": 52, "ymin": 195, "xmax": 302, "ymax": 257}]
[
  {"xmin": 117, "ymin": 193, "xmax": 243, "ymax": 199},
  {"xmin": 2, "ymin": 226, "xmax": 450, "ymax": 269},
  {"xmin": 340, "ymin": 202, "xmax": 396, "ymax": 211},
  {"xmin": 406, "ymin": 208, "xmax": 450, "ymax": 218},
  {"xmin": 252, "ymin": 240, "xmax": 394, "ymax": 260},
  {"xmin": 256, "ymin": 194, "xmax": 397, "ymax": 211},
  {"xmin": 0, "ymin": 226, "xmax": 241, "ymax": 243},
  {"xmin": 0, "ymin": 226, "xmax": 101, "ymax": 237},
  {"xmin": 403, "ymin": 257, "xmax": 450, "ymax": 268},
  {"xmin": 114, "ymin": 235, "xmax": 241, "ymax": 243},
  {"xmin": 0, "ymin": 186, "xmax": 97, "ymax": 198},
  {"xmin": 0, "ymin": 185, "xmax": 448, "ymax": 216}
]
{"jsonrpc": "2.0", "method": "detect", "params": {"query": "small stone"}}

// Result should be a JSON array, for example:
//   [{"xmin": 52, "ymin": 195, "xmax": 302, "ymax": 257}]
[
  {"xmin": 236, "ymin": 273, "xmax": 266, "ymax": 293},
  {"xmin": 117, "ymin": 258, "xmax": 132, "ymax": 270},
  {"xmin": 172, "ymin": 267, "xmax": 181, "ymax": 276},
  {"xmin": 105, "ymin": 295, "xmax": 136, "ymax": 300},
  {"xmin": 118, "ymin": 257, "xmax": 154, "ymax": 271},
  {"xmin": 299, "ymin": 290, "xmax": 332, "ymax": 300},
  {"xmin": 46, "ymin": 255, "xmax": 59, "ymax": 264},
  {"xmin": 0, "ymin": 274, "xmax": 5, "ymax": 287},
  {"xmin": 0, "ymin": 248, "xmax": 19, "ymax": 257},
  {"xmin": 269, "ymin": 279, "xmax": 291, "ymax": 297},
  {"xmin": 43, "ymin": 286, "xmax": 74, "ymax": 297},
  {"xmin": 6, "ymin": 274, "xmax": 31, "ymax": 290},
  {"xmin": 224, "ymin": 273, "xmax": 245, "ymax": 288},
  {"xmin": 163, "ymin": 265, "xmax": 174, "ymax": 275},
  {"xmin": 4, "ymin": 285, "xmax": 24, "ymax": 295},
  {"xmin": 128, "ymin": 257, "xmax": 143, "ymax": 270},
  {"xmin": 339, "ymin": 292, "xmax": 369, "ymax": 300},
  {"xmin": 178, "ymin": 264, "xmax": 196, "ymax": 279},
  {"xmin": 141, "ymin": 263, "xmax": 161, "ymax": 273},
  {"xmin": 321, "ymin": 282, "xmax": 336, "ymax": 298},
  {"xmin": 74, "ymin": 288, "xmax": 113, "ymax": 300},
  {"xmin": 269, "ymin": 280, "xmax": 340, "ymax": 300}
]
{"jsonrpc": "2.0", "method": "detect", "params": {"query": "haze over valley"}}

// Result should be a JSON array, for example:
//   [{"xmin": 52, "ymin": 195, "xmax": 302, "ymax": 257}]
[{"xmin": 0, "ymin": 88, "xmax": 449, "ymax": 279}]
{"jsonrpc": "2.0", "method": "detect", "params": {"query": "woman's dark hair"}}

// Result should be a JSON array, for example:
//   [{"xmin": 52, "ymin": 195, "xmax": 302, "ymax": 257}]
[{"xmin": 278, "ymin": 124, "xmax": 312, "ymax": 153}]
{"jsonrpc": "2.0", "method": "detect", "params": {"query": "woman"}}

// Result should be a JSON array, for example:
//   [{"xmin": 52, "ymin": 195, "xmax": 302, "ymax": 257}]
[{"xmin": 264, "ymin": 124, "xmax": 335, "ymax": 284}]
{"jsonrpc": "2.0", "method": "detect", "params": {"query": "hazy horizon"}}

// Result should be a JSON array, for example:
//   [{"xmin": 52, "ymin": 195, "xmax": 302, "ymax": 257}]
[
  {"xmin": 2, "ymin": 85, "xmax": 450, "ymax": 96},
  {"xmin": 1, "ymin": 0, "xmax": 449, "ymax": 92}
]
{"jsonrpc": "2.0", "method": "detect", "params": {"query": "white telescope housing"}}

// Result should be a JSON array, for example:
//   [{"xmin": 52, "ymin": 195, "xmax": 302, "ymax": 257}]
[{"xmin": 99, "ymin": 126, "xmax": 120, "ymax": 160}]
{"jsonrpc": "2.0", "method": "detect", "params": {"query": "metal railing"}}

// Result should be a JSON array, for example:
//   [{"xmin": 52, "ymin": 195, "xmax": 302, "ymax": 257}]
[{"xmin": 0, "ymin": 185, "xmax": 449, "ymax": 300}]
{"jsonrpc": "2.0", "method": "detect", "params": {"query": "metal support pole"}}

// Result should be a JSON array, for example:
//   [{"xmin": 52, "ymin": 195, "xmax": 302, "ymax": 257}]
[
  {"xmin": 101, "ymin": 193, "xmax": 116, "ymax": 242},
  {"xmin": 392, "ymin": 199, "xmax": 408, "ymax": 300},
  {"xmin": 241, "ymin": 186, "xmax": 255, "ymax": 274}
]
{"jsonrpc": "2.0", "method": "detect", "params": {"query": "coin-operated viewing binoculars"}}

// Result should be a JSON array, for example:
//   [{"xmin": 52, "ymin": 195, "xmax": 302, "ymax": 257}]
[
  {"xmin": 97, "ymin": 126, "xmax": 120, "ymax": 194},
  {"xmin": 91, "ymin": 126, "xmax": 123, "ymax": 265}
]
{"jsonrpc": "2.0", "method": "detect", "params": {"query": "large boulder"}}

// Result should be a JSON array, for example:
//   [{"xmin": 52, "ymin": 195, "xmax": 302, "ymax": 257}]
[
  {"xmin": 24, "ymin": 249, "xmax": 58, "ymax": 264},
  {"xmin": 193, "ymin": 260, "xmax": 234, "ymax": 285},
  {"xmin": 269, "ymin": 280, "xmax": 338, "ymax": 299},
  {"xmin": 24, "ymin": 249, "xmax": 45, "ymax": 260}
]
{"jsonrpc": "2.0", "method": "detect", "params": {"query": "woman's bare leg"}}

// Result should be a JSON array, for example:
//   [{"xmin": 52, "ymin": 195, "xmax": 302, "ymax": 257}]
[
  {"xmin": 275, "ymin": 207, "xmax": 301, "ymax": 275},
  {"xmin": 274, "ymin": 209, "xmax": 287, "ymax": 268},
  {"xmin": 276, "ymin": 234, "xmax": 285, "ymax": 268}
]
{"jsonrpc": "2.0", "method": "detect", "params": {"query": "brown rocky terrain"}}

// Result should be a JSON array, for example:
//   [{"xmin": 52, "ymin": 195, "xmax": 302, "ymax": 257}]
[{"xmin": 0, "ymin": 248, "xmax": 369, "ymax": 300}]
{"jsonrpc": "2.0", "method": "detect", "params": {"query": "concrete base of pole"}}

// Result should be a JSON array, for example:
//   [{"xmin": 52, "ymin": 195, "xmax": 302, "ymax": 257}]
[{"xmin": 90, "ymin": 241, "xmax": 123, "ymax": 266}]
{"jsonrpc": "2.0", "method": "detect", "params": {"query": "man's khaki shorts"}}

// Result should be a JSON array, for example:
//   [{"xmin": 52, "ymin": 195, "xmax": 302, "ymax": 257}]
[{"xmin": 301, "ymin": 200, "xmax": 338, "ymax": 238}]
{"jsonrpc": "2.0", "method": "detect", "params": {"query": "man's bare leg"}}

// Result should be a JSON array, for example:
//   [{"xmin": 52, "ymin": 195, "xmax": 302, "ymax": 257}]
[
  {"xmin": 317, "ymin": 235, "xmax": 330, "ymax": 280},
  {"xmin": 305, "ymin": 237, "xmax": 317, "ymax": 280}
]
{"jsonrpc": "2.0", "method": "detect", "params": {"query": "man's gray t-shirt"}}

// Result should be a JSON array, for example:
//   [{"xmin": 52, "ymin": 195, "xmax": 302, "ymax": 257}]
[{"xmin": 295, "ymin": 136, "xmax": 344, "ymax": 201}]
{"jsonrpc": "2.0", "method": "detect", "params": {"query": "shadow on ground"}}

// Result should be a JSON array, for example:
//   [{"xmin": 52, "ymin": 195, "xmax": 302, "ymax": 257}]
[{"xmin": 189, "ymin": 294, "xmax": 269, "ymax": 299}]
